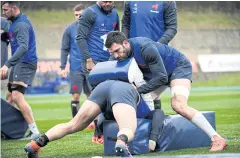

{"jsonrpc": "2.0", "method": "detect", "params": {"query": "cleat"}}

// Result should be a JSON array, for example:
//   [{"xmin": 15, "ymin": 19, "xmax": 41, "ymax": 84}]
[
  {"xmin": 210, "ymin": 135, "xmax": 227, "ymax": 152},
  {"xmin": 92, "ymin": 136, "xmax": 98, "ymax": 143},
  {"xmin": 24, "ymin": 140, "xmax": 40, "ymax": 158},
  {"xmin": 115, "ymin": 140, "xmax": 132, "ymax": 158},
  {"xmin": 92, "ymin": 135, "xmax": 104, "ymax": 144},
  {"xmin": 21, "ymin": 132, "xmax": 41, "ymax": 141},
  {"xmin": 97, "ymin": 135, "xmax": 104, "ymax": 144}
]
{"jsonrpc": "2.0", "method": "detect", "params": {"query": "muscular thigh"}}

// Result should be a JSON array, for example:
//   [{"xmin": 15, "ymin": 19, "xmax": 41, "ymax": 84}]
[{"xmin": 9, "ymin": 62, "xmax": 37, "ymax": 86}]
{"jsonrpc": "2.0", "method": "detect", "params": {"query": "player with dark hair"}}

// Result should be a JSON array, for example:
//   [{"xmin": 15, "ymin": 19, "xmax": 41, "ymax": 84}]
[
  {"xmin": 60, "ymin": 4, "xmax": 91, "ymax": 118},
  {"xmin": 75, "ymin": 1, "xmax": 120, "ymax": 143},
  {"xmin": 1, "ymin": 1, "xmax": 40, "ymax": 139},
  {"xmin": 104, "ymin": 31, "xmax": 227, "ymax": 152},
  {"xmin": 122, "ymin": 1, "xmax": 178, "ymax": 115}
]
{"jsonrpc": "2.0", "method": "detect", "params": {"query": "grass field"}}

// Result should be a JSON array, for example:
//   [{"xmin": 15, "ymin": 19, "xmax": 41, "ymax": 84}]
[{"xmin": 1, "ymin": 88, "xmax": 240, "ymax": 157}]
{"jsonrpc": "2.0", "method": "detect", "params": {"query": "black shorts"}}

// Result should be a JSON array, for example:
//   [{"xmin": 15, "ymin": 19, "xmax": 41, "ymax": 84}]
[
  {"xmin": 88, "ymin": 80, "xmax": 138, "ymax": 119},
  {"xmin": 69, "ymin": 70, "xmax": 91, "ymax": 95},
  {"xmin": 170, "ymin": 54, "xmax": 192, "ymax": 82},
  {"xmin": 9, "ymin": 62, "xmax": 37, "ymax": 86}
]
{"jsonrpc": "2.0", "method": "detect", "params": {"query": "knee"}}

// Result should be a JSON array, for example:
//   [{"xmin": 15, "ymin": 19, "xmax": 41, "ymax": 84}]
[
  {"xmin": 171, "ymin": 96, "xmax": 187, "ymax": 114},
  {"xmin": 72, "ymin": 93, "xmax": 80, "ymax": 101},
  {"xmin": 11, "ymin": 92, "xmax": 21, "ymax": 104}
]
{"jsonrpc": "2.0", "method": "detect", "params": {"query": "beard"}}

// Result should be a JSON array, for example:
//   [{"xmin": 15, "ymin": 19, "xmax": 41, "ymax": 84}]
[
  {"xmin": 7, "ymin": 16, "xmax": 14, "ymax": 21},
  {"xmin": 101, "ymin": 5, "xmax": 113, "ymax": 13},
  {"xmin": 117, "ymin": 46, "xmax": 130, "ymax": 61},
  {"xmin": 123, "ymin": 46, "xmax": 131, "ymax": 57}
]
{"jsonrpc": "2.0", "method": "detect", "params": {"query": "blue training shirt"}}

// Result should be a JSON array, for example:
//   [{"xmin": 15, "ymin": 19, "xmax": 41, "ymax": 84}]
[
  {"xmin": 128, "ymin": 37, "xmax": 181, "ymax": 94},
  {"xmin": 60, "ymin": 22, "xmax": 82, "ymax": 71},
  {"xmin": 122, "ymin": 1, "xmax": 177, "ymax": 44},
  {"xmin": 76, "ymin": 4, "xmax": 119, "ymax": 62},
  {"xmin": 8, "ymin": 13, "xmax": 37, "ymax": 66}
]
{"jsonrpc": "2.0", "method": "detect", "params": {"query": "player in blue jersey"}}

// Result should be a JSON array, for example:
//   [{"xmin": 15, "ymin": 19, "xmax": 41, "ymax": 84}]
[
  {"xmin": 1, "ymin": 1, "xmax": 40, "ymax": 140},
  {"xmin": 122, "ymin": 1, "xmax": 177, "ymax": 44},
  {"xmin": 122, "ymin": 1, "xmax": 177, "ymax": 117},
  {"xmin": 76, "ymin": 1, "xmax": 120, "ymax": 144},
  {"xmin": 1, "ymin": 17, "xmax": 9, "ymax": 70},
  {"xmin": 105, "ymin": 31, "xmax": 227, "ymax": 152},
  {"xmin": 60, "ymin": 4, "xmax": 91, "ymax": 118},
  {"xmin": 24, "ymin": 80, "xmax": 140, "ymax": 158},
  {"xmin": 76, "ymin": 1, "xmax": 119, "ymax": 72}
]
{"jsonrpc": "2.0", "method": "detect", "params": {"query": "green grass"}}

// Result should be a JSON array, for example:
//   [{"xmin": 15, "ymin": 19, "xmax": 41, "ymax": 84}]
[
  {"xmin": 1, "ymin": 89, "xmax": 240, "ymax": 157},
  {"xmin": 24, "ymin": 9, "xmax": 240, "ymax": 29},
  {"xmin": 178, "ymin": 11, "xmax": 240, "ymax": 29},
  {"xmin": 192, "ymin": 73, "xmax": 240, "ymax": 87}
]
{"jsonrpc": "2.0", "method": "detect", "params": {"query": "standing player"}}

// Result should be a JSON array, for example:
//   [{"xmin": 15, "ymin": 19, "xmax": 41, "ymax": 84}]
[
  {"xmin": 105, "ymin": 31, "xmax": 227, "ymax": 152},
  {"xmin": 1, "ymin": 17, "xmax": 9, "ymax": 69},
  {"xmin": 1, "ymin": 1, "xmax": 40, "ymax": 139},
  {"xmin": 76, "ymin": 1, "xmax": 120, "ymax": 143},
  {"xmin": 122, "ymin": 1, "xmax": 178, "ymax": 110},
  {"xmin": 60, "ymin": 4, "xmax": 91, "ymax": 118},
  {"xmin": 122, "ymin": 1, "xmax": 177, "ymax": 44}
]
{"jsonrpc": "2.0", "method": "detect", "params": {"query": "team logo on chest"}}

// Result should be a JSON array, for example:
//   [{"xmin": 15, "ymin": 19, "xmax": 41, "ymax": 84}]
[
  {"xmin": 132, "ymin": 3, "xmax": 137, "ymax": 14},
  {"xmin": 150, "ymin": 4, "xmax": 159, "ymax": 13},
  {"xmin": 113, "ymin": 22, "xmax": 117, "ymax": 28},
  {"xmin": 99, "ymin": 23, "xmax": 107, "ymax": 31},
  {"xmin": 9, "ymin": 32, "xmax": 15, "ymax": 42}
]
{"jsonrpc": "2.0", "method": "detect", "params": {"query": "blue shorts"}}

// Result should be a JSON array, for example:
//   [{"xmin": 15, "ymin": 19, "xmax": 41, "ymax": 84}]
[
  {"xmin": 9, "ymin": 62, "xmax": 37, "ymax": 86},
  {"xmin": 88, "ymin": 80, "xmax": 138, "ymax": 119},
  {"xmin": 170, "ymin": 54, "xmax": 192, "ymax": 82},
  {"xmin": 69, "ymin": 70, "xmax": 91, "ymax": 95}
]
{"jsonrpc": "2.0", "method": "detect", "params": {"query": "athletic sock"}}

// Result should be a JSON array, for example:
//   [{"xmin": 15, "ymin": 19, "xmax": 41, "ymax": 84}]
[
  {"xmin": 36, "ymin": 134, "xmax": 49, "ymax": 147},
  {"xmin": 71, "ymin": 101, "xmax": 79, "ymax": 118},
  {"xmin": 28, "ymin": 123, "xmax": 40, "ymax": 134},
  {"xmin": 117, "ymin": 134, "xmax": 128, "ymax": 144},
  {"xmin": 191, "ymin": 112, "xmax": 218, "ymax": 140},
  {"xmin": 154, "ymin": 100, "xmax": 161, "ymax": 109}
]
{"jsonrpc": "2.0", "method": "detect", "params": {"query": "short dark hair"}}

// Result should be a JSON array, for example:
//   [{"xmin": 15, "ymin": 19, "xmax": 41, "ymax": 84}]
[
  {"xmin": 105, "ymin": 31, "xmax": 128, "ymax": 48},
  {"xmin": 73, "ymin": 4, "xmax": 85, "ymax": 11},
  {"xmin": 2, "ymin": 1, "xmax": 20, "ymax": 8}
]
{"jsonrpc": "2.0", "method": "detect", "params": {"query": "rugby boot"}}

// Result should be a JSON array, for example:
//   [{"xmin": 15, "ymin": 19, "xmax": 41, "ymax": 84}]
[
  {"xmin": 210, "ymin": 135, "xmax": 227, "ymax": 152},
  {"xmin": 115, "ymin": 139, "xmax": 132, "ymax": 158},
  {"xmin": 24, "ymin": 140, "xmax": 41, "ymax": 158}
]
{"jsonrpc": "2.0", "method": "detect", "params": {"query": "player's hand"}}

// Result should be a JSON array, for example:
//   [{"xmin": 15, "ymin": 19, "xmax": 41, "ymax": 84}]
[
  {"xmin": 86, "ymin": 58, "xmax": 95, "ymax": 72},
  {"xmin": 0, "ymin": 65, "xmax": 9, "ymax": 80},
  {"xmin": 60, "ymin": 69, "xmax": 68, "ymax": 78}
]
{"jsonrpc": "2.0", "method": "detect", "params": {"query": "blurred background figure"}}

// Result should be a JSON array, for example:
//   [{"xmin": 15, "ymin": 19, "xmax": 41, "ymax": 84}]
[
  {"xmin": 1, "ymin": 17, "xmax": 9, "ymax": 71},
  {"xmin": 59, "ymin": 4, "xmax": 91, "ymax": 118}
]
